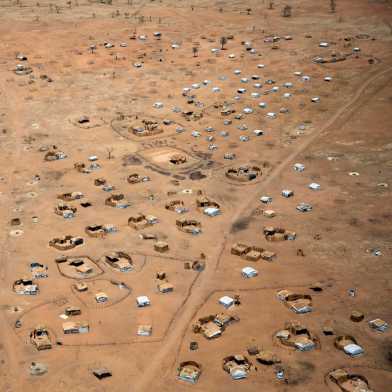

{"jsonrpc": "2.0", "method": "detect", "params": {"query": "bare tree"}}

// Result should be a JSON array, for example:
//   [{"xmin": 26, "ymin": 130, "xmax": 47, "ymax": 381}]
[
  {"xmin": 282, "ymin": 5, "xmax": 292, "ymax": 17},
  {"xmin": 330, "ymin": 0, "xmax": 336, "ymax": 13},
  {"xmin": 192, "ymin": 46, "xmax": 199, "ymax": 57},
  {"xmin": 384, "ymin": 19, "xmax": 392, "ymax": 35},
  {"xmin": 106, "ymin": 147, "xmax": 114, "ymax": 160},
  {"xmin": 220, "ymin": 36, "xmax": 227, "ymax": 50}
]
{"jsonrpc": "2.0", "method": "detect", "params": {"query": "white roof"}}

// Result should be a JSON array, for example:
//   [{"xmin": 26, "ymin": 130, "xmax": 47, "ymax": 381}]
[
  {"xmin": 344, "ymin": 344, "xmax": 364, "ymax": 356},
  {"xmin": 136, "ymin": 296, "xmax": 150, "ymax": 305},
  {"xmin": 308, "ymin": 182, "xmax": 321, "ymax": 190},
  {"xmin": 242, "ymin": 267, "xmax": 258, "ymax": 277},
  {"xmin": 219, "ymin": 296, "xmax": 234, "ymax": 307},
  {"xmin": 294, "ymin": 163, "xmax": 305, "ymax": 170},
  {"xmin": 204, "ymin": 207, "xmax": 220, "ymax": 216},
  {"xmin": 230, "ymin": 368, "xmax": 248, "ymax": 379}
]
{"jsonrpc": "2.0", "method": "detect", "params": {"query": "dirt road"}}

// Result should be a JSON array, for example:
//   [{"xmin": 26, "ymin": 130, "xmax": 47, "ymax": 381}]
[{"xmin": 133, "ymin": 64, "xmax": 392, "ymax": 391}]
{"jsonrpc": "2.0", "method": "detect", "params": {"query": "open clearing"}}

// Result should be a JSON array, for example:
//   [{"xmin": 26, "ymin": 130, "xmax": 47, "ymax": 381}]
[{"xmin": 0, "ymin": 1, "xmax": 391, "ymax": 391}]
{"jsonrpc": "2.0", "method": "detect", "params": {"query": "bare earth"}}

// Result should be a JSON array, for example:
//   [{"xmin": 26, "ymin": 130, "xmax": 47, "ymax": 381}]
[{"xmin": 0, "ymin": 1, "xmax": 391, "ymax": 391}]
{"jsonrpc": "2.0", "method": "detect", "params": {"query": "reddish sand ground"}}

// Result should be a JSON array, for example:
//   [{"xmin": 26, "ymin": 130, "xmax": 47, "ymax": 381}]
[{"xmin": 0, "ymin": 1, "xmax": 391, "ymax": 391}]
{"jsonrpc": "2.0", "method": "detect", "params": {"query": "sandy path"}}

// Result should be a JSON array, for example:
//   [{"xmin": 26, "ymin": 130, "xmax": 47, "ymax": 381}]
[
  {"xmin": 0, "ymin": 71, "xmax": 33, "ymax": 391},
  {"xmin": 133, "ymin": 64, "xmax": 392, "ymax": 391}
]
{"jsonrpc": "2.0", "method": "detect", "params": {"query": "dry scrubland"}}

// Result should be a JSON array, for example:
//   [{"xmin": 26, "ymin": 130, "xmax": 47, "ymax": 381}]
[{"xmin": 0, "ymin": 0, "xmax": 391, "ymax": 391}]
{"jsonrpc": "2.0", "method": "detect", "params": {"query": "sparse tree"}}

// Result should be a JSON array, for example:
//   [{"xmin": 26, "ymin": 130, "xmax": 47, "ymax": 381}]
[
  {"xmin": 268, "ymin": 1, "xmax": 274, "ymax": 10},
  {"xmin": 282, "ymin": 5, "xmax": 292, "ymax": 17},
  {"xmin": 246, "ymin": 8, "xmax": 252, "ymax": 15},
  {"xmin": 106, "ymin": 147, "xmax": 114, "ymax": 159},
  {"xmin": 220, "ymin": 36, "xmax": 227, "ymax": 50},
  {"xmin": 385, "ymin": 20, "xmax": 392, "ymax": 35},
  {"xmin": 330, "ymin": 0, "xmax": 336, "ymax": 13},
  {"xmin": 192, "ymin": 46, "xmax": 199, "ymax": 57}
]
